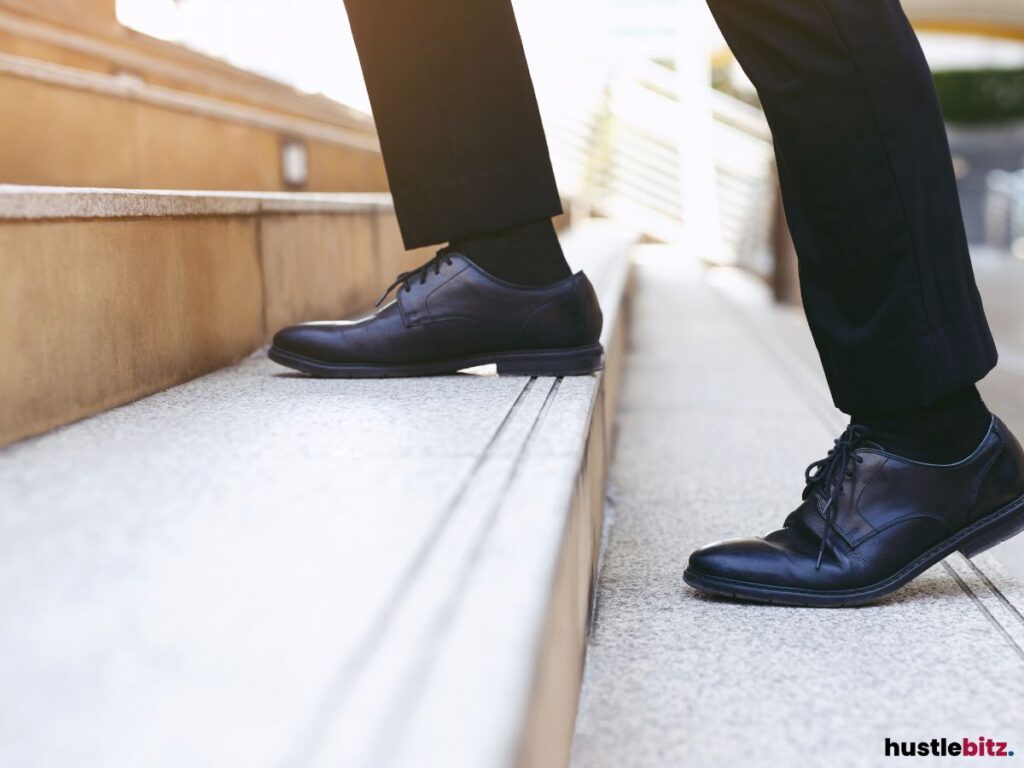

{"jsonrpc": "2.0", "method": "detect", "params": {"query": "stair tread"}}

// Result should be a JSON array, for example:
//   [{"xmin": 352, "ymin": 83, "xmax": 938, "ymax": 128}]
[
  {"xmin": 0, "ymin": 222, "xmax": 634, "ymax": 768},
  {"xmin": 570, "ymin": 253, "xmax": 1024, "ymax": 767}
]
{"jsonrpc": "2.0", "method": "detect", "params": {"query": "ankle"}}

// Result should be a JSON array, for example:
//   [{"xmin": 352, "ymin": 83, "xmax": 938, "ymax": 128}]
[
  {"xmin": 452, "ymin": 219, "xmax": 571, "ymax": 286},
  {"xmin": 852, "ymin": 385, "xmax": 991, "ymax": 464}
]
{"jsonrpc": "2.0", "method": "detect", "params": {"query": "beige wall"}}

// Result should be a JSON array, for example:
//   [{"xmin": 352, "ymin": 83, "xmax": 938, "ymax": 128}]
[
  {"xmin": 0, "ymin": 27, "xmax": 108, "ymax": 73},
  {"xmin": 0, "ymin": 216, "xmax": 264, "ymax": 444},
  {"xmin": 0, "ymin": 0, "xmax": 117, "ymax": 31},
  {"xmin": 0, "ymin": 72, "xmax": 389, "ymax": 191},
  {"xmin": 0, "ymin": 205, "xmax": 421, "ymax": 446},
  {"xmin": 261, "ymin": 213, "xmax": 380, "ymax": 334}
]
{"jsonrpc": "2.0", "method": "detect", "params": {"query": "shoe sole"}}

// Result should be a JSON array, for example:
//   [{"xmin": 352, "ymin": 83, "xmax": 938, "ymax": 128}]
[
  {"xmin": 682, "ymin": 491, "xmax": 1024, "ymax": 608},
  {"xmin": 267, "ymin": 342, "xmax": 604, "ymax": 378}
]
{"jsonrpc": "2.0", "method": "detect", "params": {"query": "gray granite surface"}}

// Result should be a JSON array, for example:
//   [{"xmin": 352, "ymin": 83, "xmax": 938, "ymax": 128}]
[
  {"xmin": 571, "ymin": 252, "xmax": 1024, "ymax": 768},
  {"xmin": 0, "ymin": 185, "xmax": 393, "ymax": 220},
  {"xmin": 0, "ymin": 223, "xmax": 633, "ymax": 768}
]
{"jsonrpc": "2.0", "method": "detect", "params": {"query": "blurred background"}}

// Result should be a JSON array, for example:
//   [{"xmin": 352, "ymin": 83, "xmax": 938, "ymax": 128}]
[
  {"xmin": 112, "ymin": 0, "xmax": 1024, "ymax": 266},
  {"xmin": 4, "ymin": 0, "xmax": 1023, "ymax": 275}
]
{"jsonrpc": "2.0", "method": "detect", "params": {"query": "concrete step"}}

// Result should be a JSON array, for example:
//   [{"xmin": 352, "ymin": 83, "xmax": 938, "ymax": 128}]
[
  {"xmin": 0, "ymin": 52, "xmax": 387, "ymax": 191},
  {"xmin": 0, "ymin": 185, "xmax": 436, "ymax": 446},
  {"xmin": 571, "ymin": 251, "xmax": 1024, "ymax": 767},
  {"xmin": 0, "ymin": 222, "xmax": 635, "ymax": 768}
]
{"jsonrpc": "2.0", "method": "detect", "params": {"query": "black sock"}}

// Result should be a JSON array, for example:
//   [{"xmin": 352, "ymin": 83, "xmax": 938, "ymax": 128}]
[
  {"xmin": 451, "ymin": 219, "xmax": 572, "ymax": 286},
  {"xmin": 852, "ymin": 385, "xmax": 992, "ymax": 464}
]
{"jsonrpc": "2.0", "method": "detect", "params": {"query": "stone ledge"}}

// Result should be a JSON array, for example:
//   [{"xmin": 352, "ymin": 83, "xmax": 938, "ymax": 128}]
[{"xmin": 0, "ymin": 185, "xmax": 393, "ymax": 220}]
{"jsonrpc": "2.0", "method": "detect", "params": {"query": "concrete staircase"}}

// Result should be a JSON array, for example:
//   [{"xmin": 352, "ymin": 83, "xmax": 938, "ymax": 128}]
[
  {"xmin": 0, "ymin": 215, "xmax": 635, "ymax": 768},
  {"xmin": 0, "ymin": 9, "xmax": 641, "ymax": 765}
]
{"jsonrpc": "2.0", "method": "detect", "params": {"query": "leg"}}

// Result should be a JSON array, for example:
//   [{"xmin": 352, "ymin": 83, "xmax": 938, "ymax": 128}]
[
  {"xmin": 269, "ymin": 0, "xmax": 604, "ymax": 378},
  {"xmin": 684, "ymin": 0, "xmax": 1024, "ymax": 606},
  {"xmin": 708, "ymin": 0, "xmax": 996, "ymax": 415},
  {"xmin": 343, "ymin": 0, "xmax": 561, "ymax": 249}
]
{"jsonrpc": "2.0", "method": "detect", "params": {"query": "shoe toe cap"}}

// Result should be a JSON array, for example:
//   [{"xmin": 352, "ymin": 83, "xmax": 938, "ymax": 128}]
[
  {"xmin": 687, "ymin": 537, "xmax": 769, "ymax": 580},
  {"xmin": 687, "ymin": 531, "xmax": 820, "ymax": 588},
  {"xmin": 272, "ymin": 322, "xmax": 356, "ymax": 362}
]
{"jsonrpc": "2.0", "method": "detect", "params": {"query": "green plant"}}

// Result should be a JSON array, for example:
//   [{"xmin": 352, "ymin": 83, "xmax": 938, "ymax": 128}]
[{"xmin": 933, "ymin": 67, "xmax": 1024, "ymax": 125}]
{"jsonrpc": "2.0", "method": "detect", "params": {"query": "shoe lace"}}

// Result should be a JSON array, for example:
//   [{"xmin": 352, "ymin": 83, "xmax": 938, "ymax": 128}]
[
  {"xmin": 802, "ymin": 425, "xmax": 872, "ymax": 570},
  {"xmin": 375, "ymin": 246, "xmax": 456, "ymax": 307}
]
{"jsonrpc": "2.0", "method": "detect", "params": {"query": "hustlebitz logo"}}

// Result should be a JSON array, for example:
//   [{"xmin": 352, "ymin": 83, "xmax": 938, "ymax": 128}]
[{"xmin": 886, "ymin": 737, "xmax": 1015, "ymax": 758}]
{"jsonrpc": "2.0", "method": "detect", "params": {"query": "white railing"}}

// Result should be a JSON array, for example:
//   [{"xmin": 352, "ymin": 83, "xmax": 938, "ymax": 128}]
[{"xmin": 543, "ymin": 58, "xmax": 779, "ymax": 275}]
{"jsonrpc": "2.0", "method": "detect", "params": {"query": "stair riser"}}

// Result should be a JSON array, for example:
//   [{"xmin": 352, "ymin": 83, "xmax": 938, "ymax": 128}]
[
  {"xmin": 517, "ymin": 263, "xmax": 634, "ymax": 768},
  {"xmin": 0, "ymin": 199, "xmax": 429, "ymax": 447}
]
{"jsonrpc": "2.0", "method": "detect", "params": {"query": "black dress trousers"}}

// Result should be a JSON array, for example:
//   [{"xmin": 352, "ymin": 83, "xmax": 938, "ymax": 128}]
[
  {"xmin": 342, "ymin": 0, "xmax": 562, "ymax": 249},
  {"xmin": 342, "ymin": 0, "xmax": 997, "ymax": 415},
  {"xmin": 705, "ymin": 0, "xmax": 996, "ymax": 413}
]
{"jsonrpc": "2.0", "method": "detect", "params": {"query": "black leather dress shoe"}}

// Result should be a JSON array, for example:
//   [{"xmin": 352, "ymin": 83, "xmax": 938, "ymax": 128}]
[
  {"xmin": 684, "ymin": 416, "xmax": 1024, "ymax": 607},
  {"xmin": 269, "ymin": 248, "xmax": 604, "ymax": 377}
]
